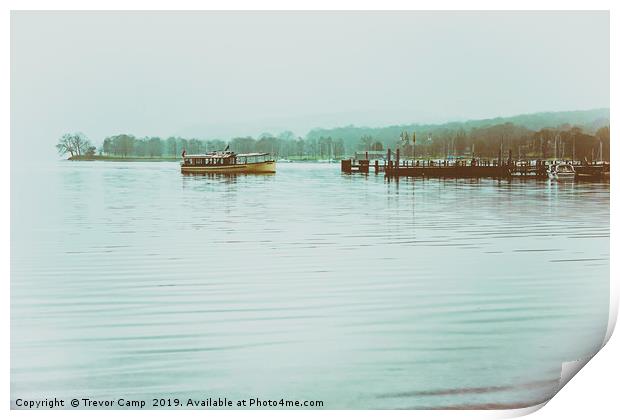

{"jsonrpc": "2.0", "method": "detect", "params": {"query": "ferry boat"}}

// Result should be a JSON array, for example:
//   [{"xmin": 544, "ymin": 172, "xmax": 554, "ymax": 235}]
[
  {"xmin": 548, "ymin": 163, "xmax": 576, "ymax": 180},
  {"xmin": 181, "ymin": 151, "xmax": 276, "ymax": 174}
]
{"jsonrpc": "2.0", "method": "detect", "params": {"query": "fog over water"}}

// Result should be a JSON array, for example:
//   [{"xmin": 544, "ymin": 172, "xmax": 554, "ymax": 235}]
[{"xmin": 11, "ymin": 11, "xmax": 609, "ymax": 163}]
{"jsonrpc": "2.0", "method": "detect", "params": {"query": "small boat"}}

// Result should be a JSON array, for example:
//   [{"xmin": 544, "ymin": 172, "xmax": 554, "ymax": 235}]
[
  {"xmin": 181, "ymin": 151, "xmax": 276, "ymax": 174},
  {"xmin": 548, "ymin": 163, "xmax": 575, "ymax": 180}
]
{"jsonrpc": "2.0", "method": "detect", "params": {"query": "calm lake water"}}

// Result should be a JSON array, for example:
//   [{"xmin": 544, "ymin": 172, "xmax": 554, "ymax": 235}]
[{"xmin": 11, "ymin": 161, "xmax": 609, "ymax": 409}]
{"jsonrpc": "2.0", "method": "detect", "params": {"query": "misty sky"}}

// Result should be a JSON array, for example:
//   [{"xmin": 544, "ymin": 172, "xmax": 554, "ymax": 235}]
[{"xmin": 11, "ymin": 11, "xmax": 609, "ymax": 158}]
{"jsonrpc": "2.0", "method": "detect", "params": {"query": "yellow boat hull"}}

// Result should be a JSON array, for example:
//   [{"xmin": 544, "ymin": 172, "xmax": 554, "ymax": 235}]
[{"xmin": 181, "ymin": 161, "xmax": 276, "ymax": 174}]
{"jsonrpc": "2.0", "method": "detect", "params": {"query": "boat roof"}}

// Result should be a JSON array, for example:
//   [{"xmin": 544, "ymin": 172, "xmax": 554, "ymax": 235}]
[
  {"xmin": 184, "ymin": 152, "xmax": 270, "ymax": 158},
  {"xmin": 237, "ymin": 152, "xmax": 270, "ymax": 157},
  {"xmin": 185, "ymin": 151, "xmax": 236, "ymax": 158}
]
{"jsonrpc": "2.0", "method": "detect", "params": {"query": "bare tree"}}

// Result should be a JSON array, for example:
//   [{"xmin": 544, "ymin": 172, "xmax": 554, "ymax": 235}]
[
  {"xmin": 56, "ymin": 134, "xmax": 76, "ymax": 157},
  {"xmin": 56, "ymin": 132, "xmax": 92, "ymax": 158}
]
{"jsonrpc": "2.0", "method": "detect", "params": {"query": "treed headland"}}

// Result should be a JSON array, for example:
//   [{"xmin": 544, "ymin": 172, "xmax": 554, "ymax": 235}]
[{"xmin": 57, "ymin": 108, "xmax": 610, "ymax": 161}]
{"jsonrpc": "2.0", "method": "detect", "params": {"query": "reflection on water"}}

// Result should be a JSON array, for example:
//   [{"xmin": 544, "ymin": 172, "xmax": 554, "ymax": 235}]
[
  {"xmin": 181, "ymin": 172, "xmax": 276, "ymax": 182},
  {"xmin": 11, "ymin": 162, "xmax": 609, "ymax": 409}
]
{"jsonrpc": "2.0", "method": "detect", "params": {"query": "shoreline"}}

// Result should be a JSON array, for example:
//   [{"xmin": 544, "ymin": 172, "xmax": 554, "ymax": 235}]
[{"xmin": 66, "ymin": 156, "xmax": 342, "ymax": 163}]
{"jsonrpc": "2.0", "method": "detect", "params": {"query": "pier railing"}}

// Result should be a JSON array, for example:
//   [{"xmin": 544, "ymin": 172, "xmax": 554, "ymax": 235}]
[{"xmin": 341, "ymin": 148, "xmax": 610, "ymax": 179}]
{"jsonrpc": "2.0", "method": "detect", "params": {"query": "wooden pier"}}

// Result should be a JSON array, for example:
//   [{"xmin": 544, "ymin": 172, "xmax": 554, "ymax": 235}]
[{"xmin": 341, "ymin": 148, "xmax": 610, "ymax": 180}]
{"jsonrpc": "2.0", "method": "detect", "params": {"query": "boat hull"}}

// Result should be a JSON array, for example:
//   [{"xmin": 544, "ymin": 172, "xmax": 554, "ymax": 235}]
[
  {"xmin": 548, "ymin": 172, "xmax": 576, "ymax": 180},
  {"xmin": 181, "ymin": 161, "xmax": 276, "ymax": 174}
]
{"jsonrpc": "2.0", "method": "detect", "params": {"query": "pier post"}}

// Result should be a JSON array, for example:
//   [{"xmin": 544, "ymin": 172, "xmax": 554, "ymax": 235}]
[{"xmin": 360, "ymin": 160, "xmax": 369, "ymax": 174}]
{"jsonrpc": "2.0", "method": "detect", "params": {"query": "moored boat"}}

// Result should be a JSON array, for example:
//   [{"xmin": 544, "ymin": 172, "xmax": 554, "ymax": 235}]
[
  {"xmin": 548, "ymin": 163, "xmax": 575, "ymax": 180},
  {"xmin": 181, "ymin": 151, "xmax": 276, "ymax": 174}
]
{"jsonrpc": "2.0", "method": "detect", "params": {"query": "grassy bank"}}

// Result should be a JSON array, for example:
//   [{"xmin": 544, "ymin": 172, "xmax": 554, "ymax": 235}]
[{"xmin": 68, "ymin": 155, "xmax": 181, "ymax": 162}]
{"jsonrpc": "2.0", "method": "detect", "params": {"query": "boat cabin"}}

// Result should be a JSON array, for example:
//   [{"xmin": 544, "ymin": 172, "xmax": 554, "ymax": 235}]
[{"xmin": 182, "ymin": 152, "xmax": 273, "ymax": 167}]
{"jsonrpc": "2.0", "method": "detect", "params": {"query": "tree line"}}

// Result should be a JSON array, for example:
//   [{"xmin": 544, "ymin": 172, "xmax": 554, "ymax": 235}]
[
  {"xmin": 372, "ymin": 124, "xmax": 611, "ymax": 161},
  {"xmin": 59, "ymin": 132, "xmax": 348, "ymax": 160},
  {"xmin": 56, "ymin": 121, "xmax": 610, "ymax": 161},
  {"xmin": 308, "ymin": 122, "xmax": 610, "ymax": 161}
]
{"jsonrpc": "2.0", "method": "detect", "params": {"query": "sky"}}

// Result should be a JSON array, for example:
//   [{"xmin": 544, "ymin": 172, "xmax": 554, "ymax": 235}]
[{"xmin": 11, "ymin": 11, "xmax": 609, "ymax": 159}]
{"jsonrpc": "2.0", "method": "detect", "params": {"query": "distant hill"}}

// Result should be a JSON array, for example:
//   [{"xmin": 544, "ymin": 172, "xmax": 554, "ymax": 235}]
[
  {"xmin": 306, "ymin": 108, "xmax": 609, "ymax": 142},
  {"xmin": 455, "ymin": 108, "xmax": 610, "ymax": 132}
]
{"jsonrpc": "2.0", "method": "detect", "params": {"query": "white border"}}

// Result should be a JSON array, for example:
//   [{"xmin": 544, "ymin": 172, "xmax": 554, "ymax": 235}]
[
  {"xmin": 2, "ymin": 0, "xmax": 617, "ymax": 11},
  {"xmin": 3, "ymin": 2, "xmax": 617, "ymax": 420}
]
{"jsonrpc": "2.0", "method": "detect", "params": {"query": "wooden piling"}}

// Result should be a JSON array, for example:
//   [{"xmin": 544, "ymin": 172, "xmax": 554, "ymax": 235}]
[{"xmin": 340, "ymin": 157, "xmax": 609, "ymax": 180}]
